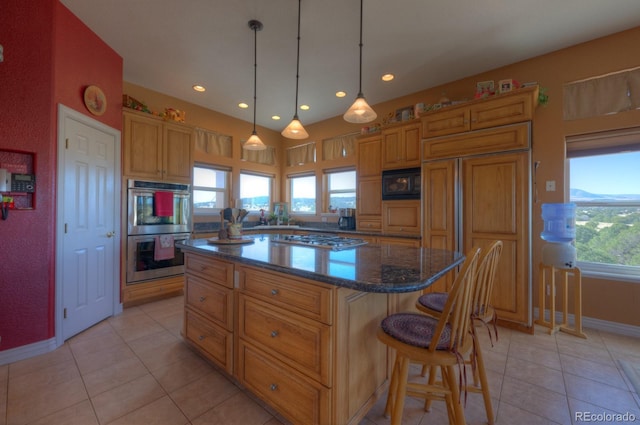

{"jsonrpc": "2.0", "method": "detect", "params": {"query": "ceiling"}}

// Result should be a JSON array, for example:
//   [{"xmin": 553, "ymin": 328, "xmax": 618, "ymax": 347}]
[{"xmin": 60, "ymin": 0, "xmax": 640, "ymax": 132}]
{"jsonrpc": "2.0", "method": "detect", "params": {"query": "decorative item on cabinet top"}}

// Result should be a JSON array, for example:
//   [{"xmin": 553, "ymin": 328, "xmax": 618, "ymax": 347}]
[{"xmin": 122, "ymin": 94, "xmax": 186, "ymax": 122}]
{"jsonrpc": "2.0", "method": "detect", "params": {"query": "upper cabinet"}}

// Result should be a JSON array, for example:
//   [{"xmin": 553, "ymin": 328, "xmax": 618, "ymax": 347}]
[
  {"xmin": 382, "ymin": 122, "xmax": 421, "ymax": 170},
  {"xmin": 356, "ymin": 135, "xmax": 383, "ymax": 232},
  {"xmin": 421, "ymin": 86, "xmax": 539, "ymax": 139},
  {"xmin": 123, "ymin": 110, "xmax": 194, "ymax": 183},
  {"xmin": 357, "ymin": 134, "xmax": 382, "ymax": 178}
]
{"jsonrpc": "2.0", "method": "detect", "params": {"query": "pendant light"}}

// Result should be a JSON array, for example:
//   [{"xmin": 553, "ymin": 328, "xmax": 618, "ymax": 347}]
[
  {"xmin": 281, "ymin": 0, "xmax": 309, "ymax": 139},
  {"xmin": 343, "ymin": 0, "xmax": 377, "ymax": 124},
  {"xmin": 244, "ymin": 19, "xmax": 267, "ymax": 151}
]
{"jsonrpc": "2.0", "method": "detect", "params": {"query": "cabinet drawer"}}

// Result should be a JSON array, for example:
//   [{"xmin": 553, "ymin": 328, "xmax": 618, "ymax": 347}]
[
  {"xmin": 238, "ymin": 266, "xmax": 333, "ymax": 324},
  {"xmin": 357, "ymin": 219, "xmax": 381, "ymax": 231},
  {"xmin": 237, "ymin": 340, "xmax": 330, "ymax": 425},
  {"xmin": 185, "ymin": 275, "xmax": 233, "ymax": 330},
  {"xmin": 238, "ymin": 295, "xmax": 331, "ymax": 385},
  {"xmin": 184, "ymin": 310, "xmax": 232, "ymax": 374},
  {"xmin": 185, "ymin": 254, "xmax": 234, "ymax": 288}
]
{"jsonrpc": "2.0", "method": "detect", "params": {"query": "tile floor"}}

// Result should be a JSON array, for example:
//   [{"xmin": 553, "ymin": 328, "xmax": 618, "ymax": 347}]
[{"xmin": 1, "ymin": 295, "xmax": 639, "ymax": 425}]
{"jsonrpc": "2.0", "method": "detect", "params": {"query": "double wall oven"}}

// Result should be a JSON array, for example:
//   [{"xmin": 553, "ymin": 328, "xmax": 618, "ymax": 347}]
[{"xmin": 126, "ymin": 180, "xmax": 192, "ymax": 284}]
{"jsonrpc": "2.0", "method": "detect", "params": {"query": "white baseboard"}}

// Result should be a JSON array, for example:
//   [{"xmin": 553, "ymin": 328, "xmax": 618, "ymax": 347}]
[
  {"xmin": 534, "ymin": 308, "xmax": 640, "ymax": 338},
  {"xmin": 0, "ymin": 338, "xmax": 59, "ymax": 366}
]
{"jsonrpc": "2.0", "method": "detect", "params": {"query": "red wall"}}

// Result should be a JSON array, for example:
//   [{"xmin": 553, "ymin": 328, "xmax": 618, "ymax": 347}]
[{"xmin": 0, "ymin": 0, "xmax": 122, "ymax": 352}]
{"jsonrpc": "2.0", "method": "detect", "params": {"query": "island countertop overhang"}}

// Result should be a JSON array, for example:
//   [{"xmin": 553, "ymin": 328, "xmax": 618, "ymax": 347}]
[{"xmin": 177, "ymin": 234, "xmax": 464, "ymax": 293}]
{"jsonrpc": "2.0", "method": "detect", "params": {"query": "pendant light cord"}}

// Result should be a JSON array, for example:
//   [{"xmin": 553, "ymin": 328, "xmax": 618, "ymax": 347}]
[
  {"xmin": 252, "ymin": 22, "xmax": 258, "ymax": 134},
  {"xmin": 293, "ymin": 0, "xmax": 302, "ymax": 118},
  {"xmin": 357, "ymin": 0, "xmax": 364, "ymax": 97}
]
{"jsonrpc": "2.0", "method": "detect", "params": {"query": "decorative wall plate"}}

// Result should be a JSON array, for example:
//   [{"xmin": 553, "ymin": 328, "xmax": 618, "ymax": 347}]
[{"xmin": 84, "ymin": 85, "xmax": 107, "ymax": 116}]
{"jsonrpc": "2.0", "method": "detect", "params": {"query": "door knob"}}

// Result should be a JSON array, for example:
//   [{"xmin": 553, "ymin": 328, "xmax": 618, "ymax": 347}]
[{"xmin": 106, "ymin": 231, "xmax": 115, "ymax": 238}]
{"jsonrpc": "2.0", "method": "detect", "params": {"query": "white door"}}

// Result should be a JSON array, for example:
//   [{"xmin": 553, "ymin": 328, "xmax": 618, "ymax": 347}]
[{"xmin": 56, "ymin": 105, "xmax": 121, "ymax": 342}]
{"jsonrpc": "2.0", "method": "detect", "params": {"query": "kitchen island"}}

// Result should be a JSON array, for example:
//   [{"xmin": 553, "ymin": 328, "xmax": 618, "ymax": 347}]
[{"xmin": 177, "ymin": 234, "xmax": 464, "ymax": 425}]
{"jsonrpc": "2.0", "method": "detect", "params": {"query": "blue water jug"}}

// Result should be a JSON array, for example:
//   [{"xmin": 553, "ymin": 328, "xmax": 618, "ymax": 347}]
[{"xmin": 541, "ymin": 203, "xmax": 576, "ymax": 243}]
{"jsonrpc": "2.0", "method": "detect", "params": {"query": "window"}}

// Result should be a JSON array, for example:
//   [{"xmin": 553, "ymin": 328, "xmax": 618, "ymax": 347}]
[
  {"xmin": 239, "ymin": 172, "xmax": 272, "ymax": 211},
  {"xmin": 326, "ymin": 169, "xmax": 356, "ymax": 211},
  {"xmin": 568, "ymin": 129, "xmax": 640, "ymax": 281},
  {"xmin": 192, "ymin": 165, "xmax": 229, "ymax": 214},
  {"xmin": 290, "ymin": 174, "xmax": 316, "ymax": 214}
]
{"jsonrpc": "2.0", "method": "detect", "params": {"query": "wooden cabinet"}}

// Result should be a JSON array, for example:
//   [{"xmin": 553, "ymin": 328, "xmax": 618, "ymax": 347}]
[
  {"xmin": 382, "ymin": 122, "xmax": 421, "ymax": 169},
  {"xmin": 461, "ymin": 151, "xmax": 530, "ymax": 325},
  {"xmin": 421, "ymin": 86, "xmax": 539, "ymax": 139},
  {"xmin": 357, "ymin": 178, "xmax": 382, "ymax": 231},
  {"xmin": 236, "ymin": 266, "xmax": 335, "ymax": 425},
  {"xmin": 183, "ymin": 253, "xmax": 235, "ymax": 374},
  {"xmin": 356, "ymin": 135, "xmax": 383, "ymax": 232},
  {"xmin": 357, "ymin": 135, "xmax": 382, "ymax": 177},
  {"xmin": 422, "ymin": 121, "xmax": 533, "ymax": 327},
  {"xmin": 183, "ymin": 257, "xmax": 391, "ymax": 425},
  {"xmin": 382, "ymin": 200, "xmax": 421, "ymax": 235},
  {"xmin": 123, "ymin": 110, "xmax": 194, "ymax": 183}
]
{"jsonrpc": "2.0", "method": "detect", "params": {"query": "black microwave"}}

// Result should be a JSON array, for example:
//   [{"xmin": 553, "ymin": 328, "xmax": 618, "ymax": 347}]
[{"xmin": 382, "ymin": 168, "xmax": 421, "ymax": 200}]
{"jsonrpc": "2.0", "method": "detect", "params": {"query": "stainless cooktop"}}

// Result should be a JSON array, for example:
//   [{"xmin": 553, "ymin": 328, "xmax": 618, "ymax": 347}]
[{"xmin": 273, "ymin": 234, "xmax": 368, "ymax": 250}]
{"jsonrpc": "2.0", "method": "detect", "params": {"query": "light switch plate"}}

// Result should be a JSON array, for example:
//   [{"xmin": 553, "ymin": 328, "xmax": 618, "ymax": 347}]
[{"xmin": 546, "ymin": 180, "xmax": 556, "ymax": 191}]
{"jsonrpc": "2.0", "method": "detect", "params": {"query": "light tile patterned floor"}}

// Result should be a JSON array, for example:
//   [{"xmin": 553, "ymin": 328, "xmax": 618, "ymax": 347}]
[{"xmin": 1, "ymin": 295, "xmax": 639, "ymax": 425}]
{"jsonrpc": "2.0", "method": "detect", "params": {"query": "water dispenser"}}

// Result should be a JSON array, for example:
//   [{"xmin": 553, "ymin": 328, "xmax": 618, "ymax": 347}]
[{"xmin": 541, "ymin": 203, "xmax": 577, "ymax": 268}]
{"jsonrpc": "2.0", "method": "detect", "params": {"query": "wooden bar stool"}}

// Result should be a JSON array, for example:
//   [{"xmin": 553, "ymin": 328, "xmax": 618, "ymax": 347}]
[{"xmin": 536, "ymin": 263, "xmax": 587, "ymax": 338}]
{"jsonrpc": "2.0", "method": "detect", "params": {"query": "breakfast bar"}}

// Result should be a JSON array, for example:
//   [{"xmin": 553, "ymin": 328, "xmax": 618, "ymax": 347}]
[{"xmin": 177, "ymin": 234, "xmax": 464, "ymax": 425}]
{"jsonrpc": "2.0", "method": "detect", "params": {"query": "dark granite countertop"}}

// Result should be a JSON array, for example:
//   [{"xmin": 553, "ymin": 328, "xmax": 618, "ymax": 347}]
[
  {"xmin": 177, "ymin": 234, "xmax": 464, "ymax": 293},
  {"xmin": 192, "ymin": 223, "xmax": 421, "ymax": 240}
]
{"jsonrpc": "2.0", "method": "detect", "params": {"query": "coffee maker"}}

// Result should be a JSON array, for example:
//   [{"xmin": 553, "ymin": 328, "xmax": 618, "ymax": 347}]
[{"xmin": 338, "ymin": 208, "xmax": 356, "ymax": 230}]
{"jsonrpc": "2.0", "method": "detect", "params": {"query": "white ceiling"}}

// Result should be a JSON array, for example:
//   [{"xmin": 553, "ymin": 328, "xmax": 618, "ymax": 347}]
[{"xmin": 60, "ymin": 0, "xmax": 640, "ymax": 132}]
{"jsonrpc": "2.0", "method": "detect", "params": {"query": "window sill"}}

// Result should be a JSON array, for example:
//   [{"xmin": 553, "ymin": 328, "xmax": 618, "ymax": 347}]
[{"xmin": 577, "ymin": 262, "xmax": 640, "ymax": 283}]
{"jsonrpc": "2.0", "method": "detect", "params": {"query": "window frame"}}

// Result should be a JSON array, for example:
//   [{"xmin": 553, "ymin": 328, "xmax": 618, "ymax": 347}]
[
  {"xmin": 288, "ymin": 172, "xmax": 317, "ymax": 215},
  {"xmin": 238, "ymin": 170, "xmax": 274, "ymax": 213},
  {"xmin": 567, "ymin": 127, "xmax": 640, "ymax": 282},
  {"xmin": 192, "ymin": 164, "xmax": 231, "ymax": 215},
  {"xmin": 323, "ymin": 168, "xmax": 356, "ymax": 213}
]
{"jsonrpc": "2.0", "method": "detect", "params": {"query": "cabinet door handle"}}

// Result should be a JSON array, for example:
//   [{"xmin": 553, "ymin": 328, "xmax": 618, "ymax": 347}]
[
  {"xmin": 271, "ymin": 289, "xmax": 279, "ymax": 296},
  {"xmin": 271, "ymin": 330, "xmax": 279, "ymax": 338},
  {"xmin": 199, "ymin": 296, "xmax": 206, "ymax": 302},
  {"xmin": 270, "ymin": 384, "xmax": 278, "ymax": 391},
  {"xmin": 198, "ymin": 335, "xmax": 205, "ymax": 341}
]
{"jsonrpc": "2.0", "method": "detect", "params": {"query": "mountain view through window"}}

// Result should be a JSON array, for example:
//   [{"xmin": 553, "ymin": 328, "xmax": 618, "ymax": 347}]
[{"xmin": 569, "ymin": 151, "xmax": 640, "ymax": 269}]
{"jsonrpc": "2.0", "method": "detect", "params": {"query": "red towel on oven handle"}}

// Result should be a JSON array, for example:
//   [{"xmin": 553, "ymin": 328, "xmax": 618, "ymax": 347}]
[
  {"xmin": 154, "ymin": 191, "xmax": 174, "ymax": 217},
  {"xmin": 154, "ymin": 235, "xmax": 175, "ymax": 261}
]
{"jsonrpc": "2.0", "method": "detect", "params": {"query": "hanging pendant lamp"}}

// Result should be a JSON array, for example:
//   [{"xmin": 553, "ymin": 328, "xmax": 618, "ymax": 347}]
[
  {"xmin": 282, "ymin": 0, "xmax": 309, "ymax": 139},
  {"xmin": 244, "ymin": 19, "xmax": 267, "ymax": 151},
  {"xmin": 343, "ymin": 0, "xmax": 377, "ymax": 124}
]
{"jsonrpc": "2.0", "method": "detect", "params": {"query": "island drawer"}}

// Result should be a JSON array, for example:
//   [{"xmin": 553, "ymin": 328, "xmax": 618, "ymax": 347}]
[
  {"xmin": 184, "ymin": 309, "xmax": 233, "ymax": 375},
  {"xmin": 238, "ymin": 294, "xmax": 332, "ymax": 386},
  {"xmin": 185, "ymin": 253, "xmax": 234, "ymax": 288},
  {"xmin": 237, "ymin": 340, "xmax": 331, "ymax": 425},
  {"xmin": 185, "ymin": 274, "xmax": 234, "ymax": 331},
  {"xmin": 238, "ymin": 266, "xmax": 333, "ymax": 325}
]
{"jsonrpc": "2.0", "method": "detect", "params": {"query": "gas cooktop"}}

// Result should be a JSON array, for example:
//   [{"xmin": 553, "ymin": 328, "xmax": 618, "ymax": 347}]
[{"xmin": 274, "ymin": 234, "xmax": 368, "ymax": 250}]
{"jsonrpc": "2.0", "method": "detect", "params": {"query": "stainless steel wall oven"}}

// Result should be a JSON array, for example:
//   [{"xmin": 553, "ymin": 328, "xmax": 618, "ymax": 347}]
[{"xmin": 126, "ymin": 180, "xmax": 192, "ymax": 285}]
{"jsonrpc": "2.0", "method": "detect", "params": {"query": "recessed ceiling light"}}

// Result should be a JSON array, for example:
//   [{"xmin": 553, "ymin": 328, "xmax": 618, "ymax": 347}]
[
  {"xmin": 381, "ymin": 74, "xmax": 394, "ymax": 82},
  {"xmin": 192, "ymin": 85, "xmax": 206, "ymax": 92},
  {"xmin": 238, "ymin": 102, "xmax": 249, "ymax": 109},
  {"xmin": 272, "ymin": 115, "xmax": 281, "ymax": 120},
  {"xmin": 336, "ymin": 91, "xmax": 346, "ymax": 98},
  {"xmin": 299, "ymin": 105, "xmax": 310, "ymax": 110}
]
